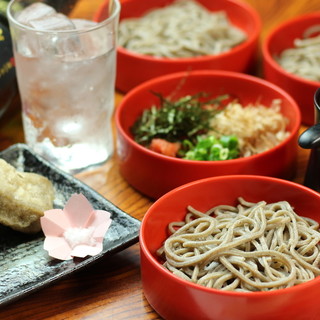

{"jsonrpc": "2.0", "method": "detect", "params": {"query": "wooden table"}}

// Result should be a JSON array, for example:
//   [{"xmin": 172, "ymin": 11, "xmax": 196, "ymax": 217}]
[{"xmin": 0, "ymin": 0, "xmax": 317, "ymax": 318}]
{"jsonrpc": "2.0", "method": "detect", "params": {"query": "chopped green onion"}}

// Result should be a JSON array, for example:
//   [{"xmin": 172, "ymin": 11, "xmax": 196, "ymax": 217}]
[{"xmin": 183, "ymin": 135, "xmax": 239, "ymax": 161}]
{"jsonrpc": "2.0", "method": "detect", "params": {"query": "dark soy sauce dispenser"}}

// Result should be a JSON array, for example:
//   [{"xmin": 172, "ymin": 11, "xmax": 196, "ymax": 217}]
[{"xmin": 299, "ymin": 88, "xmax": 320, "ymax": 191}]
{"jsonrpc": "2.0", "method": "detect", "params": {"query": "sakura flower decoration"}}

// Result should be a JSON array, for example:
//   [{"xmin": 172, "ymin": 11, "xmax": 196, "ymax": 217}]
[{"xmin": 40, "ymin": 193, "xmax": 112, "ymax": 260}]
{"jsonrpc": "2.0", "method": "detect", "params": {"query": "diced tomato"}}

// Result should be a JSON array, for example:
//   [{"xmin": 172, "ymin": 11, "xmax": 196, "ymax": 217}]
[{"xmin": 149, "ymin": 138, "xmax": 181, "ymax": 157}]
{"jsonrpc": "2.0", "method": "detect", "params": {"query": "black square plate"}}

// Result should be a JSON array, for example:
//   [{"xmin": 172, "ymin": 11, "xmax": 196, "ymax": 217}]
[{"xmin": 0, "ymin": 143, "xmax": 141, "ymax": 306}]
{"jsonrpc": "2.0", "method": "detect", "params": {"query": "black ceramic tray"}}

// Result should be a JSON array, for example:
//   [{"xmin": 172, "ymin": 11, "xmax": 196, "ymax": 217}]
[{"xmin": 0, "ymin": 143, "xmax": 141, "ymax": 307}]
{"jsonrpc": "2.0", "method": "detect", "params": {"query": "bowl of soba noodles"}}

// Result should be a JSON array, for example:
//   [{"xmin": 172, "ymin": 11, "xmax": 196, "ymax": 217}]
[
  {"xmin": 262, "ymin": 11, "xmax": 320, "ymax": 126},
  {"xmin": 95, "ymin": 0, "xmax": 261, "ymax": 92},
  {"xmin": 140, "ymin": 175, "xmax": 320, "ymax": 320},
  {"xmin": 115, "ymin": 70, "xmax": 301, "ymax": 199}
]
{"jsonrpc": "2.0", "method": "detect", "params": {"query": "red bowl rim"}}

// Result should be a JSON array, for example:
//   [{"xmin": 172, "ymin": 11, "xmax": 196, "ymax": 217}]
[
  {"xmin": 262, "ymin": 11, "xmax": 320, "ymax": 87},
  {"xmin": 115, "ymin": 70, "xmax": 301, "ymax": 166},
  {"xmin": 95, "ymin": 0, "xmax": 261, "ymax": 64},
  {"xmin": 140, "ymin": 174, "xmax": 320, "ymax": 297}
]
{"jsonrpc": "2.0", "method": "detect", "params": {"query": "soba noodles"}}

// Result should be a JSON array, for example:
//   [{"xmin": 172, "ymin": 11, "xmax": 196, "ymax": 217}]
[
  {"xmin": 277, "ymin": 25, "xmax": 320, "ymax": 82},
  {"xmin": 118, "ymin": 0, "xmax": 247, "ymax": 58},
  {"xmin": 157, "ymin": 198, "xmax": 320, "ymax": 291}
]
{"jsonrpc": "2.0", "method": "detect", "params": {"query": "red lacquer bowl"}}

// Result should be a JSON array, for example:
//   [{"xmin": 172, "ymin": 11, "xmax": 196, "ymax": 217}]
[
  {"xmin": 95, "ymin": 0, "xmax": 261, "ymax": 92},
  {"xmin": 262, "ymin": 11, "xmax": 320, "ymax": 126},
  {"xmin": 115, "ymin": 70, "xmax": 301, "ymax": 199},
  {"xmin": 140, "ymin": 175, "xmax": 320, "ymax": 320}
]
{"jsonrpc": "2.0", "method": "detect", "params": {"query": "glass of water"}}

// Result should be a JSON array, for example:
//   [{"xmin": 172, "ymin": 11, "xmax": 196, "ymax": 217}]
[{"xmin": 7, "ymin": 0, "xmax": 120, "ymax": 174}]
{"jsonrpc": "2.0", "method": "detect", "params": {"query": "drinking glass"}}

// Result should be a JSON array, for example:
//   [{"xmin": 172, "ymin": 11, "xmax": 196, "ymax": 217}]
[{"xmin": 7, "ymin": 0, "xmax": 120, "ymax": 173}]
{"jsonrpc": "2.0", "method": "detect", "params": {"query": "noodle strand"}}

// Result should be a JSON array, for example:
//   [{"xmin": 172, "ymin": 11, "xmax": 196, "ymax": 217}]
[{"xmin": 158, "ymin": 198, "xmax": 320, "ymax": 291}]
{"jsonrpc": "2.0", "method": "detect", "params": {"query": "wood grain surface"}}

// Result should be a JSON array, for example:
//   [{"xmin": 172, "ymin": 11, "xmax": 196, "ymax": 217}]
[{"xmin": 0, "ymin": 0, "xmax": 317, "ymax": 319}]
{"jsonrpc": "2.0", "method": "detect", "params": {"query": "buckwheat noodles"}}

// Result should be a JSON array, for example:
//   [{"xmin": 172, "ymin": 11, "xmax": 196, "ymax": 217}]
[
  {"xmin": 118, "ymin": 0, "xmax": 247, "ymax": 58},
  {"xmin": 277, "ymin": 25, "xmax": 320, "ymax": 82},
  {"xmin": 157, "ymin": 197, "xmax": 320, "ymax": 291}
]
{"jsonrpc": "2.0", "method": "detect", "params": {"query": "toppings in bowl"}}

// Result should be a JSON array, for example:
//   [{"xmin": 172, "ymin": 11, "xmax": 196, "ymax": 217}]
[{"xmin": 131, "ymin": 92, "xmax": 290, "ymax": 160}]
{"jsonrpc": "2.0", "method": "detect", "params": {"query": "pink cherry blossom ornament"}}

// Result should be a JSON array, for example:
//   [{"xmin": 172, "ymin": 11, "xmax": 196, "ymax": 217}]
[{"xmin": 40, "ymin": 193, "xmax": 112, "ymax": 260}]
